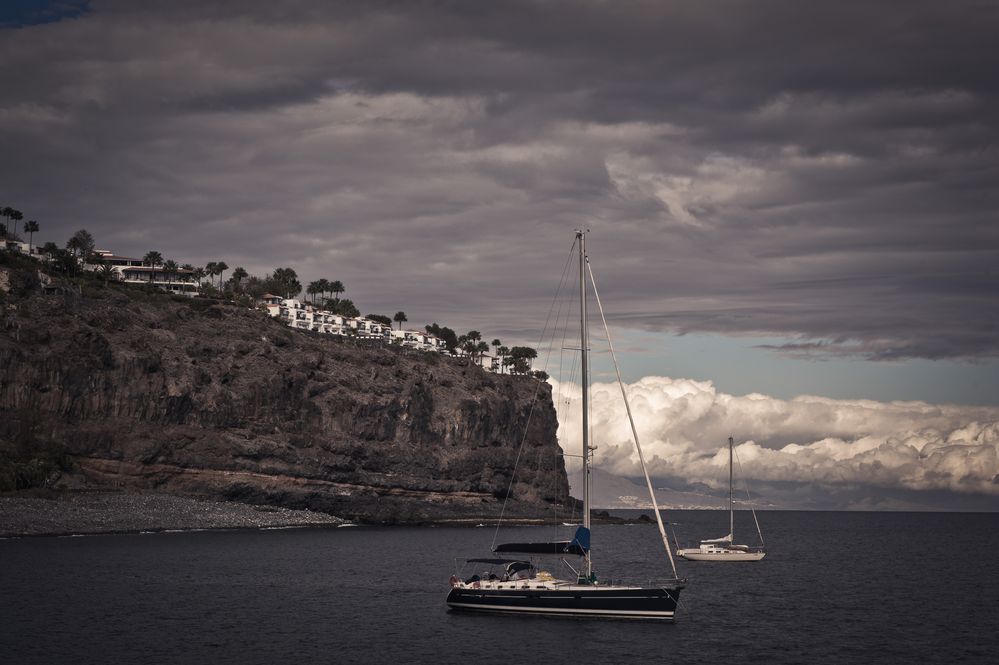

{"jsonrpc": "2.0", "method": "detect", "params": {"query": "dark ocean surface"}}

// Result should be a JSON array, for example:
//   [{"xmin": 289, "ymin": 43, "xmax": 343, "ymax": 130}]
[{"xmin": 3, "ymin": 510, "xmax": 997, "ymax": 664}]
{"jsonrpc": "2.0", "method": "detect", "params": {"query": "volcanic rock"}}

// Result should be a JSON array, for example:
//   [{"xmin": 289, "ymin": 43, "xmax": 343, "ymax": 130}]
[{"xmin": 0, "ymin": 263, "xmax": 571, "ymax": 524}]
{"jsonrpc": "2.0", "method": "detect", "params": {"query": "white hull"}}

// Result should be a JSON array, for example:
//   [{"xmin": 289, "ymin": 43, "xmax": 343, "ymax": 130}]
[
  {"xmin": 677, "ymin": 549, "xmax": 765, "ymax": 562},
  {"xmin": 682, "ymin": 436, "xmax": 766, "ymax": 561}
]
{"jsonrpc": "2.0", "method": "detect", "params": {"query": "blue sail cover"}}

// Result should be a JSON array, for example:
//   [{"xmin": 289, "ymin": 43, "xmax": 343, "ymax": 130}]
[
  {"xmin": 493, "ymin": 527, "xmax": 591, "ymax": 556},
  {"xmin": 465, "ymin": 558, "xmax": 528, "ymax": 565}
]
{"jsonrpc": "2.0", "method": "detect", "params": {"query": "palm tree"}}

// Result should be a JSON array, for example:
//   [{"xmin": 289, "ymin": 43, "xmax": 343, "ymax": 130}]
[
  {"xmin": 460, "ymin": 335, "xmax": 480, "ymax": 358},
  {"xmin": 143, "ymin": 251, "xmax": 163, "ymax": 283},
  {"xmin": 162, "ymin": 260, "xmax": 178, "ymax": 284},
  {"xmin": 1, "ymin": 207, "xmax": 21, "ymax": 238},
  {"xmin": 464, "ymin": 330, "xmax": 482, "ymax": 358},
  {"xmin": 307, "ymin": 280, "xmax": 321, "ymax": 304},
  {"xmin": 330, "ymin": 280, "xmax": 345, "ymax": 304},
  {"xmin": 476, "ymin": 341, "xmax": 490, "ymax": 365},
  {"xmin": 204, "ymin": 262, "xmax": 218, "ymax": 288},
  {"xmin": 229, "ymin": 267, "xmax": 247, "ymax": 293},
  {"xmin": 10, "ymin": 210, "xmax": 22, "ymax": 239},
  {"xmin": 193, "ymin": 266, "xmax": 207, "ymax": 285},
  {"xmin": 24, "ymin": 220, "xmax": 39, "ymax": 252},
  {"xmin": 497, "ymin": 346, "xmax": 510, "ymax": 374},
  {"xmin": 215, "ymin": 261, "xmax": 228, "ymax": 288},
  {"xmin": 270, "ymin": 267, "xmax": 302, "ymax": 299},
  {"xmin": 317, "ymin": 278, "xmax": 331, "ymax": 305},
  {"xmin": 393, "ymin": 311, "xmax": 408, "ymax": 330},
  {"xmin": 98, "ymin": 263, "xmax": 117, "ymax": 281}
]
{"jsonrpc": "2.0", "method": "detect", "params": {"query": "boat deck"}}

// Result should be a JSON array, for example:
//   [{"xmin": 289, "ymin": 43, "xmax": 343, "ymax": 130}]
[{"xmin": 453, "ymin": 579, "xmax": 651, "ymax": 592}]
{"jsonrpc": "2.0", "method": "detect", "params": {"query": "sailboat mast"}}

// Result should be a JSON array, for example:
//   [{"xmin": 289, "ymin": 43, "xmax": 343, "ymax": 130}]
[
  {"xmin": 729, "ymin": 436, "xmax": 734, "ymax": 540},
  {"xmin": 577, "ymin": 230, "xmax": 591, "ymax": 578}
]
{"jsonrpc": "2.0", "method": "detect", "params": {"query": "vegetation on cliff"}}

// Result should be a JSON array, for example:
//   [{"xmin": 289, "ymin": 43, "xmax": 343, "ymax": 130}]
[{"xmin": 6, "ymin": 225, "xmax": 539, "ymax": 374}]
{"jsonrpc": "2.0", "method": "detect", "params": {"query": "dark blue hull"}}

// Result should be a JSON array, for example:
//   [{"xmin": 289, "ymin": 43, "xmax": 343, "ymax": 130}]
[{"xmin": 446, "ymin": 585, "xmax": 682, "ymax": 621}]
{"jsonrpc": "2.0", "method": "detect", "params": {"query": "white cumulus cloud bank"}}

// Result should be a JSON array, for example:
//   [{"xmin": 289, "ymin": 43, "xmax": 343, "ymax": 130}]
[{"xmin": 551, "ymin": 376, "xmax": 999, "ymax": 497}]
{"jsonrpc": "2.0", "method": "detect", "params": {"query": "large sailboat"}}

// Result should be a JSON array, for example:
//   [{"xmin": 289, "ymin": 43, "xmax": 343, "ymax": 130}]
[
  {"xmin": 446, "ymin": 231, "xmax": 686, "ymax": 621},
  {"xmin": 676, "ymin": 437, "xmax": 766, "ymax": 562}
]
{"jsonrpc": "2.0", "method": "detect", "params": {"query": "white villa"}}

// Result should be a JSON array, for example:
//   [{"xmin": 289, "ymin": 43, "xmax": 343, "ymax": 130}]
[
  {"xmin": 390, "ymin": 329, "xmax": 449, "ymax": 353},
  {"xmin": 2, "ymin": 239, "xmax": 45, "ymax": 258},
  {"xmin": 259, "ymin": 296, "xmax": 449, "ymax": 351},
  {"xmin": 87, "ymin": 250, "xmax": 199, "ymax": 296},
  {"xmin": 3, "ymin": 239, "xmax": 516, "ymax": 368},
  {"xmin": 2, "ymin": 243, "xmax": 198, "ymax": 296}
]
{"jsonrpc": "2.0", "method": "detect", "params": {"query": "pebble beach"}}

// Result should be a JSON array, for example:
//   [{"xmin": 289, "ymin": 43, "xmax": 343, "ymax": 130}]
[{"xmin": 0, "ymin": 491, "xmax": 346, "ymax": 537}]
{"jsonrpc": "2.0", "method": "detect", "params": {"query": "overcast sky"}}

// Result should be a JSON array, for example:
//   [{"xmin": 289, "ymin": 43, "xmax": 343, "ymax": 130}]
[{"xmin": 2, "ymin": 1, "xmax": 997, "ymax": 507}]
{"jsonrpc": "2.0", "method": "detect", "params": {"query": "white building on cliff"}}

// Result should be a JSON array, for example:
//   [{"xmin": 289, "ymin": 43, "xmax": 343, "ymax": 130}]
[
  {"xmin": 87, "ymin": 250, "xmax": 199, "ymax": 296},
  {"xmin": 261, "ymin": 297, "xmax": 447, "ymax": 352}
]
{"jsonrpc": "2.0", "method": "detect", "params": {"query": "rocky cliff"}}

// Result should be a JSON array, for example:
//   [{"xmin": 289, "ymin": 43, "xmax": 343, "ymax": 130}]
[{"xmin": 0, "ymin": 261, "xmax": 571, "ymax": 523}]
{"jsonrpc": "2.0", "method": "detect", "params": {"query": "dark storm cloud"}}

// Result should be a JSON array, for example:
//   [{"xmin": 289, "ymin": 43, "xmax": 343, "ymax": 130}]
[{"xmin": 1, "ymin": 0, "xmax": 997, "ymax": 359}]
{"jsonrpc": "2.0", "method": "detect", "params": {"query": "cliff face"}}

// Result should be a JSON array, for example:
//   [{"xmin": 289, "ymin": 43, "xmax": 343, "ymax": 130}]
[{"xmin": 0, "ymin": 267, "xmax": 570, "ymax": 523}]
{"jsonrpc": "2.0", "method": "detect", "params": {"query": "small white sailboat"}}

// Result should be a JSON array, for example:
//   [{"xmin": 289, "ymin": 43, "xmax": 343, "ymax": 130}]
[{"xmin": 677, "ymin": 437, "xmax": 766, "ymax": 562}]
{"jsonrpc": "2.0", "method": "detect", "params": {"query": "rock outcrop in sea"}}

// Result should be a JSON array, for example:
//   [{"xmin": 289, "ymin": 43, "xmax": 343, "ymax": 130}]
[{"xmin": 0, "ymin": 261, "xmax": 571, "ymax": 523}]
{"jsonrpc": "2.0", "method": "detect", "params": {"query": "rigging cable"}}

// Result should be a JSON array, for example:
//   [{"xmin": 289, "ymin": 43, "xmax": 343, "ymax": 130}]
[
  {"xmin": 490, "ymin": 237, "xmax": 579, "ymax": 552},
  {"xmin": 733, "ymin": 443, "xmax": 766, "ymax": 548},
  {"xmin": 553, "ymin": 285, "xmax": 581, "ymax": 529},
  {"xmin": 544, "ymin": 269, "xmax": 577, "ymax": 530},
  {"xmin": 586, "ymin": 257, "xmax": 680, "ymax": 580}
]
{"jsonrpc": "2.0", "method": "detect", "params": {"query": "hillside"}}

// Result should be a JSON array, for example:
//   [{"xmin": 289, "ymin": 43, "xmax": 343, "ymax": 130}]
[{"xmin": 0, "ymin": 258, "xmax": 571, "ymax": 524}]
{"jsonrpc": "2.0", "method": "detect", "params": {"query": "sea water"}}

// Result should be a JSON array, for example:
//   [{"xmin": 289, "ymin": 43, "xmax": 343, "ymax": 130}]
[{"xmin": 2, "ymin": 510, "xmax": 996, "ymax": 664}]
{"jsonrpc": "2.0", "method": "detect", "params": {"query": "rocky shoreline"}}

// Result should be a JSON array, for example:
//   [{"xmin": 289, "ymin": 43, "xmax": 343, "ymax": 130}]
[
  {"xmin": 0, "ymin": 490, "xmax": 347, "ymax": 538},
  {"xmin": 0, "ymin": 491, "xmax": 652, "ymax": 537}
]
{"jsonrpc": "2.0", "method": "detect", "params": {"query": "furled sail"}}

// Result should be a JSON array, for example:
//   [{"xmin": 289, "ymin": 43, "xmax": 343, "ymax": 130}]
[
  {"xmin": 493, "ymin": 526, "xmax": 590, "ymax": 556},
  {"xmin": 701, "ymin": 533, "xmax": 733, "ymax": 544}
]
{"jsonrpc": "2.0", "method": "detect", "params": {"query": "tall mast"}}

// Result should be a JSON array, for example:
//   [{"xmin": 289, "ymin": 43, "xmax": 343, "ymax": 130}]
[
  {"xmin": 729, "ymin": 436, "xmax": 734, "ymax": 540},
  {"xmin": 578, "ymin": 230, "xmax": 591, "ymax": 579}
]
